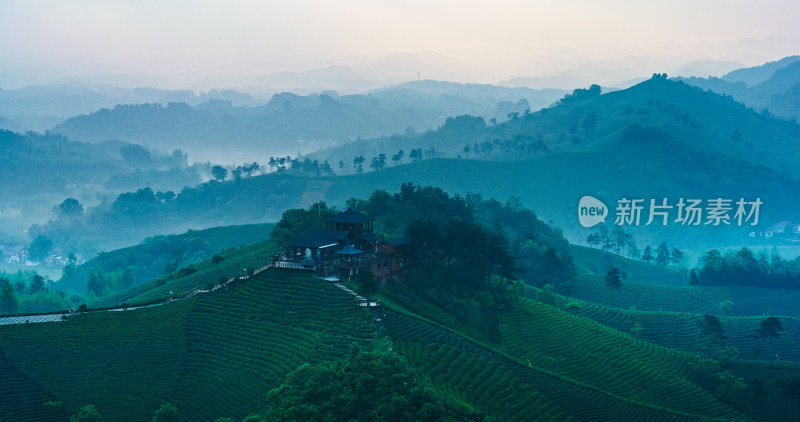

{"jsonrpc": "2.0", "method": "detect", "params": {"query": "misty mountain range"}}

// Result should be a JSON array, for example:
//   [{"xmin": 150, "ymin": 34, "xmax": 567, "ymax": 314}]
[
  {"xmin": 2, "ymin": 55, "xmax": 800, "ymax": 254},
  {"xmin": 13, "ymin": 71, "xmax": 800, "ymax": 258},
  {"xmin": 0, "ymin": 85, "xmax": 262, "ymax": 132},
  {"xmin": 0, "ymin": 52, "xmax": 780, "ymax": 132},
  {"xmin": 43, "ymin": 82, "xmax": 565, "ymax": 163},
  {"xmin": 6, "ymin": 5, "xmax": 800, "ymax": 421},
  {"xmin": 679, "ymin": 55, "xmax": 800, "ymax": 121},
  {"xmin": 3, "ymin": 54, "xmax": 798, "ymax": 168}
]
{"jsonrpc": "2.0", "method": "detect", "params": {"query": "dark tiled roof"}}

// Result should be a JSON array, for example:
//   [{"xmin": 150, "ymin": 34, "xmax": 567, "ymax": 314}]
[
  {"xmin": 385, "ymin": 236, "xmax": 409, "ymax": 246},
  {"xmin": 359, "ymin": 233, "xmax": 380, "ymax": 242},
  {"xmin": 286, "ymin": 231, "xmax": 340, "ymax": 248},
  {"xmin": 336, "ymin": 244, "xmax": 362, "ymax": 255},
  {"xmin": 323, "ymin": 208, "xmax": 373, "ymax": 224},
  {"xmin": 325, "ymin": 230, "xmax": 350, "ymax": 241}
]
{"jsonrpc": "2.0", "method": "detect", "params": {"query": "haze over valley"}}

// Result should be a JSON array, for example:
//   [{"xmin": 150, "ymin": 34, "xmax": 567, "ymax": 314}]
[{"xmin": 2, "ymin": 2, "xmax": 800, "ymax": 421}]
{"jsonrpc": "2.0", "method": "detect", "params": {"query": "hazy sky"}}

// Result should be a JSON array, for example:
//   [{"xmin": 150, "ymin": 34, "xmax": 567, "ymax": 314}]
[{"xmin": 2, "ymin": 0, "xmax": 799, "ymax": 88}]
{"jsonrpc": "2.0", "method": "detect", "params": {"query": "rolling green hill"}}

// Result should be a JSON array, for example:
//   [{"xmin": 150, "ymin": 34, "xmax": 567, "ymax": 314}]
[
  {"xmin": 313, "ymin": 140, "xmax": 799, "ymax": 248},
  {"xmin": 0, "ymin": 129, "xmax": 199, "ymax": 243},
  {"xmin": 0, "ymin": 130, "xmax": 195, "ymax": 198},
  {"xmin": 4, "ymin": 264, "xmax": 781, "ymax": 421},
  {"xmin": 681, "ymin": 56, "xmax": 800, "ymax": 121},
  {"xmin": 88, "ymin": 234, "xmax": 280, "ymax": 309},
  {"xmin": 37, "ymin": 76, "xmax": 800, "ymax": 255},
  {"xmin": 0, "ymin": 270, "xmax": 377, "ymax": 422},
  {"xmin": 57, "ymin": 223, "xmax": 274, "ymax": 294},
  {"xmin": 49, "ymin": 82, "xmax": 564, "ymax": 164},
  {"xmin": 381, "ymin": 286, "xmax": 768, "ymax": 421},
  {"xmin": 531, "ymin": 282, "xmax": 800, "ymax": 359},
  {"xmin": 565, "ymin": 245, "xmax": 800, "ymax": 319},
  {"xmin": 569, "ymin": 244, "xmax": 684, "ymax": 285},
  {"xmin": 4, "ymin": 202, "xmax": 800, "ymax": 420},
  {"xmin": 722, "ymin": 56, "xmax": 800, "ymax": 87},
  {"xmin": 383, "ymin": 279, "xmax": 800, "ymax": 422},
  {"xmin": 312, "ymin": 76, "xmax": 800, "ymax": 177},
  {"xmin": 45, "ymin": 128, "xmax": 800, "ymax": 265}
]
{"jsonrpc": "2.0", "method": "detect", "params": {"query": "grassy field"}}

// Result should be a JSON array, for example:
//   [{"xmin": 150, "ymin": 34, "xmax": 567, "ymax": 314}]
[
  {"xmin": 561, "ymin": 272, "xmax": 800, "ymax": 319},
  {"xmin": 566, "ymin": 274, "xmax": 734, "ymax": 314}
]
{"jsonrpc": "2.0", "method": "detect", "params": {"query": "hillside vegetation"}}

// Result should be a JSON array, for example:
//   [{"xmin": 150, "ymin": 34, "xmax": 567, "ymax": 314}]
[
  {"xmin": 312, "ymin": 76, "xmax": 800, "ymax": 177},
  {"xmin": 0, "ymin": 130, "xmax": 195, "ymax": 198},
  {"xmin": 0, "ymin": 129, "xmax": 199, "ymax": 242},
  {"xmin": 6, "ymin": 57, "xmax": 800, "ymax": 421},
  {"xmin": 40, "ymin": 122, "xmax": 800, "ymax": 258},
  {"xmin": 0, "ymin": 270, "xmax": 376, "ymax": 421},
  {"xmin": 47, "ymin": 81, "xmax": 564, "ymax": 163},
  {"xmin": 57, "ymin": 223, "xmax": 274, "ymax": 294},
  {"xmin": 3, "ymin": 188, "xmax": 800, "ymax": 420},
  {"xmin": 30, "ymin": 76, "xmax": 800, "ymax": 258},
  {"xmin": 681, "ymin": 56, "xmax": 800, "ymax": 121}
]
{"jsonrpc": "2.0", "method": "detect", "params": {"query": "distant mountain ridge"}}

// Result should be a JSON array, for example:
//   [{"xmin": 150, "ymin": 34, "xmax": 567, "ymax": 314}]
[
  {"xmin": 0, "ymin": 130, "xmax": 195, "ymax": 197},
  {"xmin": 0, "ymin": 84, "xmax": 262, "ymax": 131},
  {"xmin": 312, "ymin": 76, "xmax": 800, "ymax": 178},
  {"xmin": 50, "ymin": 83, "xmax": 565, "ymax": 163},
  {"xmin": 22, "ymin": 75, "xmax": 800, "ymax": 254},
  {"xmin": 721, "ymin": 55, "xmax": 800, "ymax": 86},
  {"xmin": 679, "ymin": 55, "xmax": 800, "ymax": 121}
]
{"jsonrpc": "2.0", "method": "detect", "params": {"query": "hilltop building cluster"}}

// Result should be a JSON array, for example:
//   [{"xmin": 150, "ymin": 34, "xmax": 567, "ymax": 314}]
[{"xmin": 274, "ymin": 209, "xmax": 408, "ymax": 282}]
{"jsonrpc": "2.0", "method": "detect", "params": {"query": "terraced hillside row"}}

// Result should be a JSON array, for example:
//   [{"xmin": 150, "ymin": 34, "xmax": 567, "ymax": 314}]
[
  {"xmin": 58, "ymin": 223, "xmax": 275, "ymax": 294},
  {"xmin": 567, "ymin": 274, "xmax": 735, "ymax": 314},
  {"xmin": 568, "ymin": 246, "xmax": 800, "ymax": 319},
  {"xmin": 381, "ymin": 310, "xmax": 710, "ymax": 421},
  {"xmin": 561, "ymin": 273, "xmax": 800, "ymax": 319},
  {"xmin": 728, "ymin": 287, "xmax": 800, "ymax": 318},
  {"xmin": 522, "ymin": 279, "xmax": 800, "ymax": 421},
  {"xmin": 0, "ymin": 299, "xmax": 195, "ymax": 421},
  {"xmin": 570, "ymin": 300, "xmax": 800, "ymax": 361},
  {"xmin": 569, "ymin": 245, "xmax": 684, "ymax": 286},
  {"xmin": 396, "ymin": 341, "xmax": 574, "ymax": 421},
  {"xmin": 93, "ymin": 238, "xmax": 279, "ymax": 308},
  {"xmin": 0, "ymin": 270, "xmax": 377, "ymax": 422},
  {"xmin": 173, "ymin": 270, "xmax": 376, "ymax": 422},
  {"xmin": 0, "ymin": 351, "xmax": 67, "ymax": 422},
  {"xmin": 724, "ymin": 361, "xmax": 800, "ymax": 422},
  {"xmin": 498, "ymin": 301, "xmax": 748, "ymax": 420}
]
